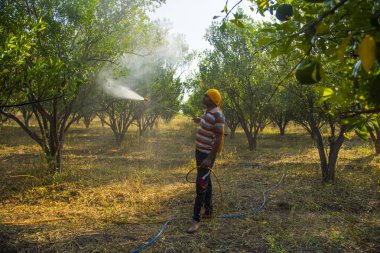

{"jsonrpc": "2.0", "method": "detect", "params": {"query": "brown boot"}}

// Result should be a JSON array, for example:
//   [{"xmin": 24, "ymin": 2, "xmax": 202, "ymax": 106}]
[{"xmin": 187, "ymin": 220, "xmax": 200, "ymax": 233}]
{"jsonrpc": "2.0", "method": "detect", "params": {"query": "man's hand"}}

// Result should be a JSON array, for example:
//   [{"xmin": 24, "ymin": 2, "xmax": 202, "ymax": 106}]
[
  {"xmin": 192, "ymin": 117, "xmax": 201, "ymax": 124},
  {"xmin": 201, "ymin": 157, "xmax": 212, "ymax": 169}
]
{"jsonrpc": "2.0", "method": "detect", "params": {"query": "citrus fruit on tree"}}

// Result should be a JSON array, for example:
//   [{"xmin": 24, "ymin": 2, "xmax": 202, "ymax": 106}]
[
  {"xmin": 276, "ymin": 4, "xmax": 293, "ymax": 22},
  {"xmin": 295, "ymin": 59, "xmax": 324, "ymax": 85}
]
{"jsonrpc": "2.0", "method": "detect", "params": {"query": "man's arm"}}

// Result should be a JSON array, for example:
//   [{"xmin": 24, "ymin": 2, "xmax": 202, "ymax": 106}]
[
  {"xmin": 201, "ymin": 132, "xmax": 222, "ymax": 168},
  {"xmin": 192, "ymin": 116, "xmax": 201, "ymax": 124}
]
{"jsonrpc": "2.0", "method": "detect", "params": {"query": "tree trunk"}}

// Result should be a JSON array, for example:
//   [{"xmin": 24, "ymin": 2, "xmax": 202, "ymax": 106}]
[
  {"xmin": 228, "ymin": 123, "xmax": 237, "ymax": 139},
  {"xmin": 326, "ymin": 145, "xmax": 338, "ymax": 182},
  {"xmin": 253, "ymin": 126, "xmax": 260, "ymax": 149},
  {"xmin": 44, "ymin": 143, "xmax": 63, "ymax": 173},
  {"xmin": 313, "ymin": 124, "xmax": 347, "ymax": 183},
  {"xmin": 108, "ymin": 120, "xmax": 132, "ymax": 146},
  {"xmin": 83, "ymin": 116, "xmax": 93, "ymax": 128},
  {"xmin": 247, "ymin": 126, "xmax": 259, "ymax": 150},
  {"xmin": 240, "ymin": 123, "xmax": 256, "ymax": 150},
  {"xmin": 115, "ymin": 133, "xmax": 124, "ymax": 147},
  {"xmin": 21, "ymin": 108, "xmax": 32, "ymax": 128},
  {"xmin": 104, "ymin": 102, "xmax": 136, "ymax": 147},
  {"xmin": 139, "ymin": 120, "xmax": 143, "ymax": 136},
  {"xmin": 56, "ymin": 145, "xmax": 62, "ymax": 173},
  {"xmin": 325, "ymin": 127, "xmax": 346, "ymax": 182},
  {"xmin": 375, "ymin": 140, "xmax": 380, "ymax": 154},
  {"xmin": 247, "ymin": 134, "xmax": 256, "ymax": 150},
  {"xmin": 226, "ymin": 118, "xmax": 238, "ymax": 139},
  {"xmin": 98, "ymin": 115, "xmax": 106, "ymax": 127},
  {"xmin": 313, "ymin": 129, "xmax": 329, "ymax": 181},
  {"xmin": 230, "ymin": 128, "xmax": 236, "ymax": 139},
  {"xmin": 278, "ymin": 120, "xmax": 289, "ymax": 136},
  {"xmin": 369, "ymin": 129, "xmax": 380, "ymax": 154}
]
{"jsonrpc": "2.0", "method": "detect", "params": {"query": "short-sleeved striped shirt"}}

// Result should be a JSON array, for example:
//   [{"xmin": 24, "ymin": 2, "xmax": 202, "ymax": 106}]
[{"xmin": 195, "ymin": 107, "xmax": 225, "ymax": 154}]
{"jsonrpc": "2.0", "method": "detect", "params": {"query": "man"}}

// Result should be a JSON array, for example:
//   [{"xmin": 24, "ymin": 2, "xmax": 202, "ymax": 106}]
[{"xmin": 187, "ymin": 89, "xmax": 225, "ymax": 233}]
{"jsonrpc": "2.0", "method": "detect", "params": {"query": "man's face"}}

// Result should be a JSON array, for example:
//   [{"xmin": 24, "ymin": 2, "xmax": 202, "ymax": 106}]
[{"xmin": 203, "ymin": 93, "xmax": 214, "ymax": 107}]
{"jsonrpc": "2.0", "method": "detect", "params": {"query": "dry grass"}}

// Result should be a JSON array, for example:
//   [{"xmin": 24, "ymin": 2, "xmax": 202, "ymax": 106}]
[{"xmin": 0, "ymin": 117, "xmax": 379, "ymax": 252}]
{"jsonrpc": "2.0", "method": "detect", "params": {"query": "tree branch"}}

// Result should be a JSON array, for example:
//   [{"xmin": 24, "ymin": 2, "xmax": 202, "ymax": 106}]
[
  {"xmin": 223, "ymin": 0, "xmax": 244, "ymax": 22},
  {"xmin": 0, "ymin": 110, "xmax": 43, "ymax": 147},
  {"xmin": 309, "ymin": 0, "xmax": 350, "ymax": 29},
  {"xmin": 84, "ymin": 58, "xmax": 118, "ymax": 65},
  {"xmin": 0, "ymin": 95, "xmax": 65, "ymax": 108},
  {"xmin": 340, "ymin": 109, "xmax": 380, "ymax": 118}
]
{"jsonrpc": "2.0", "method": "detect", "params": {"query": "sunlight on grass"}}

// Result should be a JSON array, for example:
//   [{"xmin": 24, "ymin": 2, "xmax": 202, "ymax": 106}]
[{"xmin": 0, "ymin": 118, "xmax": 379, "ymax": 252}]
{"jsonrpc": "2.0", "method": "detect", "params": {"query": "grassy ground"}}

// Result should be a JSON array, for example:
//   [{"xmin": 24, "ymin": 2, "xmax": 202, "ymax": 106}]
[{"xmin": 0, "ymin": 118, "xmax": 379, "ymax": 252}]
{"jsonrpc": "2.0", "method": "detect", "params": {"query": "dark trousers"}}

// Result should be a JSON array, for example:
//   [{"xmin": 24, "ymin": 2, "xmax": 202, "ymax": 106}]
[{"xmin": 193, "ymin": 150, "xmax": 215, "ymax": 222}]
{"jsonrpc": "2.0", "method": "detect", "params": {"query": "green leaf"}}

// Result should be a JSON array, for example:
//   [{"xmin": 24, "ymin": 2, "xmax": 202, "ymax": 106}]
[
  {"xmin": 342, "ymin": 117, "xmax": 359, "ymax": 126},
  {"xmin": 235, "ymin": 19, "xmax": 245, "ymax": 28},
  {"xmin": 229, "ymin": 18, "xmax": 245, "ymax": 28},
  {"xmin": 366, "ymin": 124, "xmax": 374, "ymax": 131},
  {"xmin": 269, "ymin": 6, "xmax": 274, "ymax": 15},
  {"xmin": 315, "ymin": 22, "xmax": 329, "ymax": 34},
  {"xmin": 270, "ymin": 47, "xmax": 284, "ymax": 59},
  {"xmin": 296, "ymin": 42, "xmax": 312, "ymax": 54},
  {"xmin": 220, "ymin": 22, "xmax": 227, "ymax": 32},
  {"xmin": 314, "ymin": 87, "xmax": 334, "ymax": 102},
  {"xmin": 337, "ymin": 35, "xmax": 352, "ymax": 62},
  {"xmin": 0, "ymin": 69, "xmax": 9, "ymax": 75},
  {"xmin": 327, "ymin": 110, "xmax": 335, "ymax": 117},
  {"xmin": 258, "ymin": 0, "xmax": 269, "ymax": 9},
  {"xmin": 373, "ymin": 119, "xmax": 380, "ymax": 130},
  {"xmin": 343, "ymin": 132, "xmax": 352, "ymax": 140},
  {"xmin": 257, "ymin": 36, "xmax": 273, "ymax": 47},
  {"xmin": 234, "ymin": 13, "xmax": 243, "ymax": 19},
  {"xmin": 355, "ymin": 128, "xmax": 369, "ymax": 141},
  {"xmin": 312, "ymin": 64, "xmax": 318, "ymax": 82},
  {"xmin": 322, "ymin": 87, "xmax": 334, "ymax": 97}
]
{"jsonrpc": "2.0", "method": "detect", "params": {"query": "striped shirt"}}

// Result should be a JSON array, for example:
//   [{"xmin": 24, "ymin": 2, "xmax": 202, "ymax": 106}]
[{"xmin": 195, "ymin": 107, "xmax": 225, "ymax": 154}]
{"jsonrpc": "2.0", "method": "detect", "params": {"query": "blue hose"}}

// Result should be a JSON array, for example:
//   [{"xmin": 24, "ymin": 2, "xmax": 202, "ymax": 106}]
[
  {"xmin": 130, "ymin": 217, "xmax": 175, "ymax": 253},
  {"xmin": 218, "ymin": 173, "xmax": 286, "ymax": 219},
  {"xmin": 130, "ymin": 174, "xmax": 286, "ymax": 252}
]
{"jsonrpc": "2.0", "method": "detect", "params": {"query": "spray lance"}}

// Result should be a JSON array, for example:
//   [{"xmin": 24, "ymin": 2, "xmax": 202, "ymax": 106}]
[
  {"xmin": 143, "ymin": 96, "xmax": 227, "ymax": 136},
  {"xmin": 142, "ymin": 96, "xmax": 197, "ymax": 121}
]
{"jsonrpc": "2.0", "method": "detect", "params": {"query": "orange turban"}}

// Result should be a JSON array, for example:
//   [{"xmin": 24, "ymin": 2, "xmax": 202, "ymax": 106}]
[{"xmin": 206, "ymin": 89, "xmax": 222, "ymax": 107}]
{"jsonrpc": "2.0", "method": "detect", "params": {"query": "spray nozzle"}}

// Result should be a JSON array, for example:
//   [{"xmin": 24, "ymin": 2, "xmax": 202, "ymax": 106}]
[{"xmin": 144, "ymin": 97, "xmax": 149, "ymax": 101}]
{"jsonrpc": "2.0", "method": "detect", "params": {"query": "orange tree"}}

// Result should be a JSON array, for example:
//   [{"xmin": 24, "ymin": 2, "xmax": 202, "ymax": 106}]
[
  {"xmin": 220, "ymin": 0, "xmax": 380, "ymax": 137},
  {"xmin": 0, "ymin": 0, "xmax": 164, "ymax": 172},
  {"xmin": 216, "ymin": 0, "xmax": 380, "ymax": 182}
]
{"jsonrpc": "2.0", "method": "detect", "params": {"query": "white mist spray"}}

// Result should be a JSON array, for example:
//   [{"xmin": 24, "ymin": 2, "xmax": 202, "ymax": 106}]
[
  {"xmin": 97, "ymin": 19, "xmax": 188, "ymax": 101},
  {"xmin": 103, "ymin": 78, "xmax": 144, "ymax": 101}
]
